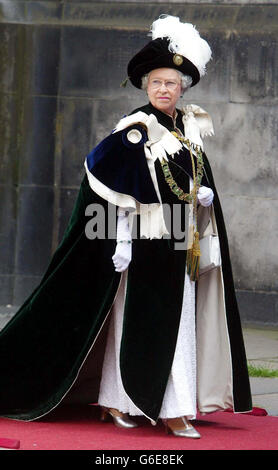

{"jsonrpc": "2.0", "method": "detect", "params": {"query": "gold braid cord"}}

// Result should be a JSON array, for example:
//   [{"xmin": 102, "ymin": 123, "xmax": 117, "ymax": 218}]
[{"xmin": 160, "ymin": 133, "xmax": 204, "ymax": 281}]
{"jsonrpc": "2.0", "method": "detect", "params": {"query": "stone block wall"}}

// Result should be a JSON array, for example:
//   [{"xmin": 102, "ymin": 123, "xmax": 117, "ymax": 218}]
[{"xmin": 0, "ymin": 1, "xmax": 277, "ymax": 325}]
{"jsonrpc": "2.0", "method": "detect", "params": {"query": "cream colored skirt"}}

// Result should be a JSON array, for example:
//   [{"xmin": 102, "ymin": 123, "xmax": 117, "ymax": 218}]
[{"xmin": 98, "ymin": 267, "xmax": 197, "ymax": 420}]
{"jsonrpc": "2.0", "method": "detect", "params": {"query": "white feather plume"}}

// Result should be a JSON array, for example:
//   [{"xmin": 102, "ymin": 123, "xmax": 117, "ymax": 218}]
[{"xmin": 149, "ymin": 15, "xmax": 212, "ymax": 77}]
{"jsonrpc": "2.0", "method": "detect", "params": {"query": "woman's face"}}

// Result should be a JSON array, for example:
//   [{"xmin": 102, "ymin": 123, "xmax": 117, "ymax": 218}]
[{"xmin": 146, "ymin": 68, "xmax": 182, "ymax": 117}]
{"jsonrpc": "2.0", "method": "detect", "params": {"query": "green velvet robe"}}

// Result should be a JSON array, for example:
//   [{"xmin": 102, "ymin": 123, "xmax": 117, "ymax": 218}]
[{"xmin": 0, "ymin": 103, "xmax": 252, "ymax": 422}]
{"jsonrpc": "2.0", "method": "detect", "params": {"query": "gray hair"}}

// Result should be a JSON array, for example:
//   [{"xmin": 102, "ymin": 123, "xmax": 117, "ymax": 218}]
[{"xmin": 141, "ymin": 70, "xmax": 192, "ymax": 96}]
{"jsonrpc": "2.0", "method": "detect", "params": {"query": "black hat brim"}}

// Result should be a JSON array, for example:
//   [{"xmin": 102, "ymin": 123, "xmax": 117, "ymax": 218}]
[{"xmin": 127, "ymin": 38, "xmax": 200, "ymax": 89}]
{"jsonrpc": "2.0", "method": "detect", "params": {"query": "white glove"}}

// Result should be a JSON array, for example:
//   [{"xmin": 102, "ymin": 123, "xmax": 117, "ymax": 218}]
[
  {"xmin": 112, "ymin": 209, "xmax": 132, "ymax": 272},
  {"xmin": 112, "ymin": 241, "xmax": 132, "ymax": 272},
  {"xmin": 197, "ymin": 186, "xmax": 214, "ymax": 207}
]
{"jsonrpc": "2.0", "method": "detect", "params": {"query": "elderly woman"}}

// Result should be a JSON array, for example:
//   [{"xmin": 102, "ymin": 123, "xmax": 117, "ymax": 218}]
[
  {"xmin": 96, "ymin": 69, "xmax": 213, "ymax": 439},
  {"xmin": 0, "ymin": 16, "xmax": 252, "ymax": 439}
]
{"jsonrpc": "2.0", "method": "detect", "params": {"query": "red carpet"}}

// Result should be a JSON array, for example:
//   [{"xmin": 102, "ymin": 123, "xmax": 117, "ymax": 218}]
[{"xmin": 0, "ymin": 405, "xmax": 277, "ymax": 451}]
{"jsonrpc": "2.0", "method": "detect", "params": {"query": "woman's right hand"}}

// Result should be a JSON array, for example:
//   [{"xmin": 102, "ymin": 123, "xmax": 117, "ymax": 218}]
[
  {"xmin": 113, "ymin": 208, "xmax": 132, "ymax": 272},
  {"xmin": 112, "ymin": 241, "xmax": 132, "ymax": 272}
]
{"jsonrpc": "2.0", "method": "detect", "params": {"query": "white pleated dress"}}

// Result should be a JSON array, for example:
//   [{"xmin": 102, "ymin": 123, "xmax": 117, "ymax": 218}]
[{"xmin": 98, "ymin": 220, "xmax": 197, "ymax": 421}]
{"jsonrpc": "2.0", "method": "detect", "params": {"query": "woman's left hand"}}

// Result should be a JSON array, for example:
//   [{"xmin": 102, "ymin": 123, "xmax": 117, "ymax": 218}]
[{"xmin": 197, "ymin": 186, "xmax": 214, "ymax": 207}]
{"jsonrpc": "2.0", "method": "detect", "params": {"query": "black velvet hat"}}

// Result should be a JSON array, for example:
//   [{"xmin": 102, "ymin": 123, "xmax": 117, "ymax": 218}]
[
  {"xmin": 125, "ymin": 15, "xmax": 212, "ymax": 90},
  {"xmin": 127, "ymin": 37, "xmax": 200, "ymax": 89}
]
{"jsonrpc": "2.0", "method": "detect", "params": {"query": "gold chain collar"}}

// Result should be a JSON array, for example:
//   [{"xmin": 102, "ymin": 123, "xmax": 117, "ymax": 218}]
[{"xmin": 160, "ymin": 133, "xmax": 204, "ymax": 281}]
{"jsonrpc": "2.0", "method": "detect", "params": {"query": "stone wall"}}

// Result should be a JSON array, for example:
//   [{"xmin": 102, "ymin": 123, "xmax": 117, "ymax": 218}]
[{"xmin": 0, "ymin": 1, "xmax": 277, "ymax": 325}]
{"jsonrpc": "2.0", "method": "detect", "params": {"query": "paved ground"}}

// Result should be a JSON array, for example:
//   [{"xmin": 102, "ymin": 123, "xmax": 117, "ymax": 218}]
[
  {"xmin": 242, "ymin": 327, "xmax": 278, "ymax": 416},
  {"xmin": 0, "ymin": 306, "xmax": 278, "ymax": 416}
]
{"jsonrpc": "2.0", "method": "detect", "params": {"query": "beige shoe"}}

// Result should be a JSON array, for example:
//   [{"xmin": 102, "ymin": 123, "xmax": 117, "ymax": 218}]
[
  {"xmin": 100, "ymin": 407, "xmax": 138, "ymax": 429},
  {"xmin": 163, "ymin": 416, "xmax": 201, "ymax": 439}
]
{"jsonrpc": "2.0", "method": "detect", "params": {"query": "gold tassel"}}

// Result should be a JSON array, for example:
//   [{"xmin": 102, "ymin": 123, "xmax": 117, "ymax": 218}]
[
  {"xmin": 161, "ymin": 135, "xmax": 204, "ymax": 281},
  {"xmin": 187, "ymin": 231, "xmax": 201, "ymax": 281}
]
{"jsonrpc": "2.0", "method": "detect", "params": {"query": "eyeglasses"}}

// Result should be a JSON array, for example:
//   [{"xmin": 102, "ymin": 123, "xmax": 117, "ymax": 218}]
[{"xmin": 148, "ymin": 79, "xmax": 180, "ymax": 91}]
